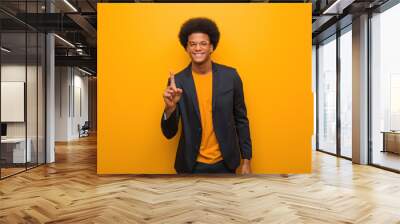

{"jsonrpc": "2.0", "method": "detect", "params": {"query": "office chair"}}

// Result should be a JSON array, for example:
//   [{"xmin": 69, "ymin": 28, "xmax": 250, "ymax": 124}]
[{"xmin": 79, "ymin": 121, "xmax": 90, "ymax": 138}]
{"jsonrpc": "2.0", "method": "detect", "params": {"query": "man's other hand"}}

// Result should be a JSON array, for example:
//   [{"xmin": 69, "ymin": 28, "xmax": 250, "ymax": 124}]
[{"xmin": 241, "ymin": 159, "xmax": 251, "ymax": 174}]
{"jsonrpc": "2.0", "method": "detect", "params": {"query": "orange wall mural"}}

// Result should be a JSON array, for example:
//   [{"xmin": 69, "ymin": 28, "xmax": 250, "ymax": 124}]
[{"xmin": 98, "ymin": 3, "xmax": 313, "ymax": 174}]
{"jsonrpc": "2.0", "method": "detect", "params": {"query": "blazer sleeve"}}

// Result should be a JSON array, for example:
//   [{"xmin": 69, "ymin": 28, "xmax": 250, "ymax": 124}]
[
  {"xmin": 161, "ymin": 78, "xmax": 180, "ymax": 139},
  {"xmin": 161, "ymin": 107, "xmax": 180, "ymax": 139},
  {"xmin": 233, "ymin": 69, "xmax": 252, "ymax": 160}
]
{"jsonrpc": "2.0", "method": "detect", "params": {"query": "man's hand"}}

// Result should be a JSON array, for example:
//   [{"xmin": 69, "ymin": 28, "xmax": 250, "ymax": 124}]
[
  {"xmin": 241, "ymin": 159, "xmax": 251, "ymax": 174},
  {"xmin": 163, "ymin": 72, "xmax": 183, "ymax": 118}
]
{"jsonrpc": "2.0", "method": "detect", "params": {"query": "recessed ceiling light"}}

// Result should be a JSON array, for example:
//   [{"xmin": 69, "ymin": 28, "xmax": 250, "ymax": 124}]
[
  {"xmin": 1, "ymin": 47, "xmax": 11, "ymax": 53},
  {"xmin": 63, "ymin": 0, "xmax": 78, "ymax": 12},
  {"xmin": 323, "ymin": 0, "xmax": 355, "ymax": 15},
  {"xmin": 54, "ymin": 34, "xmax": 75, "ymax": 48},
  {"xmin": 78, "ymin": 67, "xmax": 93, "ymax": 76}
]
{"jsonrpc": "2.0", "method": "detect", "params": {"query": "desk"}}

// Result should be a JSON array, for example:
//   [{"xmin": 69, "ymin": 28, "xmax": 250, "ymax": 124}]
[
  {"xmin": 1, "ymin": 138, "xmax": 31, "ymax": 163},
  {"xmin": 381, "ymin": 131, "xmax": 400, "ymax": 154}
]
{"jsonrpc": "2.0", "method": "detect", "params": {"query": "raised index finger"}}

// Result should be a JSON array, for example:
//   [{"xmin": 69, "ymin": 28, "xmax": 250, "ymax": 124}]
[{"xmin": 169, "ymin": 72, "xmax": 176, "ymax": 89}]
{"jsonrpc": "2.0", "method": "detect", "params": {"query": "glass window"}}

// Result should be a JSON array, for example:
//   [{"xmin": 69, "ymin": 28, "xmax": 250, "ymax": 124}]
[
  {"xmin": 318, "ymin": 35, "xmax": 337, "ymax": 154},
  {"xmin": 312, "ymin": 45, "xmax": 317, "ymax": 151},
  {"xmin": 340, "ymin": 28, "xmax": 352, "ymax": 158},
  {"xmin": 371, "ymin": 3, "xmax": 400, "ymax": 171}
]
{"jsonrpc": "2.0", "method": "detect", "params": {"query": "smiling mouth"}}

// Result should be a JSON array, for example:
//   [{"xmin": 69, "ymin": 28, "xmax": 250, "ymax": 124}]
[{"xmin": 192, "ymin": 53, "xmax": 205, "ymax": 57}]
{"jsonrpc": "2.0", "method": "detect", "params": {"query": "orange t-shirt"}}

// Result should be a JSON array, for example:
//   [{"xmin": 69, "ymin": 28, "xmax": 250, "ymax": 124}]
[{"xmin": 192, "ymin": 70, "xmax": 223, "ymax": 164}]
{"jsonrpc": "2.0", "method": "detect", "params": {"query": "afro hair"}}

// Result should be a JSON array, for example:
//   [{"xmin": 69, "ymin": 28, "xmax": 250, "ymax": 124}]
[{"xmin": 178, "ymin": 17, "xmax": 220, "ymax": 50}]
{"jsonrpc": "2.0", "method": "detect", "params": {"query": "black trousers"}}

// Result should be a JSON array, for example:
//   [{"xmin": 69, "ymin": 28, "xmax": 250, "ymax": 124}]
[{"xmin": 192, "ymin": 160, "xmax": 236, "ymax": 174}]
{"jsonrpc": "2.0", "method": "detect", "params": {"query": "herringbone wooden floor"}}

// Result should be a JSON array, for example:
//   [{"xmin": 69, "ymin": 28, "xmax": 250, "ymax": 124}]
[{"xmin": 1, "ymin": 134, "xmax": 400, "ymax": 224}]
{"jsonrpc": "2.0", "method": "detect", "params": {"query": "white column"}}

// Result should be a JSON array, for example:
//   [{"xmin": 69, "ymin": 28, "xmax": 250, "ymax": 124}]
[
  {"xmin": 352, "ymin": 14, "xmax": 369, "ymax": 164},
  {"xmin": 46, "ymin": 32, "xmax": 55, "ymax": 163}
]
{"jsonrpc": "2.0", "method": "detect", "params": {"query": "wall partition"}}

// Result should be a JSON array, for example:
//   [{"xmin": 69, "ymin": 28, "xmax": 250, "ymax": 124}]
[{"xmin": 0, "ymin": 1, "xmax": 46, "ymax": 179}]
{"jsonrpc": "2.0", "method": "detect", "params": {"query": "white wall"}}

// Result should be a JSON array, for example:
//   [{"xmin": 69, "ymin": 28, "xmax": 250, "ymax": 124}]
[
  {"xmin": 55, "ymin": 67, "xmax": 89, "ymax": 141},
  {"xmin": 72, "ymin": 72, "xmax": 89, "ymax": 138},
  {"xmin": 55, "ymin": 66, "xmax": 70, "ymax": 141}
]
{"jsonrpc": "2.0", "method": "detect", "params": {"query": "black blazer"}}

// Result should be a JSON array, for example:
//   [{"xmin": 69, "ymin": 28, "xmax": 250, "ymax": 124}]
[{"xmin": 161, "ymin": 62, "xmax": 252, "ymax": 173}]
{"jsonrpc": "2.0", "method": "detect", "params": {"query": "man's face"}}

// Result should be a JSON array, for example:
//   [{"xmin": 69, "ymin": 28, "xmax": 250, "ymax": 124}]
[{"xmin": 186, "ymin": 32, "xmax": 213, "ymax": 65}]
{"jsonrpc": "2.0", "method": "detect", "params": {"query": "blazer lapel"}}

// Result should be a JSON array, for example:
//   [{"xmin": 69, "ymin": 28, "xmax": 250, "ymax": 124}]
[
  {"xmin": 211, "ymin": 62, "xmax": 220, "ymax": 110},
  {"xmin": 183, "ymin": 63, "xmax": 201, "ymax": 122}
]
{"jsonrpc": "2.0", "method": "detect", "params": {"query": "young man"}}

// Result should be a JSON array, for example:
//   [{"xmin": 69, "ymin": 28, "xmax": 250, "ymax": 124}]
[{"xmin": 161, "ymin": 18, "xmax": 252, "ymax": 174}]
